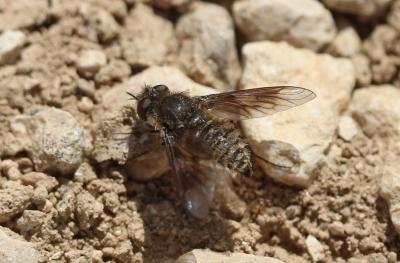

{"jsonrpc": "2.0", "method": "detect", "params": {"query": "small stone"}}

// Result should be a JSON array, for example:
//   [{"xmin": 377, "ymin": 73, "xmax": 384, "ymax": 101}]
[
  {"xmin": 17, "ymin": 107, "xmax": 85, "ymax": 175},
  {"xmin": 321, "ymin": 0, "xmax": 392, "ymax": 19},
  {"xmin": 120, "ymin": 4, "xmax": 177, "ymax": 69},
  {"xmin": 0, "ymin": 30, "xmax": 26, "ymax": 65},
  {"xmin": 328, "ymin": 222, "xmax": 346, "ymax": 237},
  {"xmin": 16, "ymin": 210, "xmax": 45, "ymax": 233},
  {"xmin": 74, "ymin": 162, "xmax": 97, "ymax": 184},
  {"xmin": 95, "ymin": 59, "xmax": 131, "ymax": 84},
  {"xmin": 75, "ymin": 190, "xmax": 104, "ymax": 230},
  {"xmin": 0, "ymin": 159, "xmax": 21, "ymax": 180},
  {"xmin": 352, "ymin": 54, "xmax": 372, "ymax": 87},
  {"xmin": 306, "ymin": 235, "xmax": 325, "ymax": 262},
  {"xmin": 328, "ymin": 27, "xmax": 361, "ymax": 57},
  {"xmin": 351, "ymin": 85, "xmax": 400, "ymax": 138},
  {"xmin": 240, "ymin": 41, "xmax": 355, "ymax": 186},
  {"xmin": 176, "ymin": 2, "xmax": 241, "ymax": 91},
  {"xmin": 20, "ymin": 172, "xmax": 59, "ymax": 192},
  {"xmin": 77, "ymin": 96, "xmax": 94, "ymax": 113},
  {"xmin": 0, "ymin": 228, "xmax": 39, "ymax": 263},
  {"xmin": 0, "ymin": 186, "xmax": 33, "ymax": 223},
  {"xmin": 32, "ymin": 185, "xmax": 48, "ymax": 208},
  {"xmin": 338, "ymin": 116, "xmax": 358, "ymax": 141},
  {"xmin": 78, "ymin": 3, "xmax": 119, "ymax": 43},
  {"xmin": 233, "ymin": 0, "xmax": 336, "ymax": 51},
  {"xmin": 380, "ymin": 160, "xmax": 400, "ymax": 235},
  {"xmin": 176, "ymin": 249, "xmax": 285, "ymax": 263},
  {"xmin": 76, "ymin": 49, "xmax": 107, "ymax": 76},
  {"xmin": 0, "ymin": 0, "xmax": 49, "ymax": 30}
]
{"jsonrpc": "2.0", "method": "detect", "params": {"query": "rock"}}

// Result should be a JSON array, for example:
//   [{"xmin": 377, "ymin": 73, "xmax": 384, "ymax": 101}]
[
  {"xmin": 120, "ymin": 4, "xmax": 177, "ymax": 69},
  {"xmin": 352, "ymin": 54, "xmax": 372, "ymax": 87},
  {"xmin": 321, "ymin": 0, "xmax": 393, "ymax": 19},
  {"xmin": 16, "ymin": 210, "xmax": 46, "ymax": 233},
  {"xmin": 305, "ymin": 235, "xmax": 325, "ymax": 262},
  {"xmin": 95, "ymin": 59, "xmax": 131, "ymax": 84},
  {"xmin": 380, "ymin": 157, "xmax": 400, "ymax": 234},
  {"xmin": 75, "ymin": 190, "xmax": 104, "ymax": 230},
  {"xmin": 78, "ymin": 3, "xmax": 119, "ymax": 42},
  {"xmin": 0, "ymin": 30, "xmax": 26, "ymax": 65},
  {"xmin": 76, "ymin": 49, "xmax": 107, "ymax": 76},
  {"xmin": 0, "ymin": 159, "xmax": 22, "ymax": 180},
  {"xmin": 176, "ymin": 249, "xmax": 285, "ymax": 263},
  {"xmin": 0, "ymin": 186, "xmax": 33, "ymax": 223},
  {"xmin": 0, "ymin": 0, "xmax": 49, "ymax": 30},
  {"xmin": 176, "ymin": 2, "xmax": 241, "ymax": 91},
  {"xmin": 240, "ymin": 41, "xmax": 355, "ymax": 186},
  {"xmin": 15, "ymin": 107, "xmax": 85, "ymax": 175},
  {"xmin": 0, "ymin": 228, "xmax": 39, "ymax": 263},
  {"xmin": 328, "ymin": 27, "xmax": 361, "ymax": 57},
  {"xmin": 233, "ymin": 0, "xmax": 336, "ymax": 51},
  {"xmin": 92, "ymin": 66, "xmax": 215, "ymax": 172},
  {"xmin": 74, "ymin": 162, "xmax": 97, "ymax": 184},
  {"xmin": 20, "ymin": 172, "xmax": 59, "ymax": 192},
  {"xmin": 338, "ymin": 115, "xmax": 359, "ymax": 141},
  {"xmin": 215, "ymin": 179, "xmax": 247, "ymax": 221},
  {"xmin": 350, "ymin": 85, "xmax": 400, "ymax": 138}
]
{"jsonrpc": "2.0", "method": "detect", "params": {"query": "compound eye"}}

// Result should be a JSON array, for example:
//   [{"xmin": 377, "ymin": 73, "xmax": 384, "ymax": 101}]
[
  {"xmin": 137, "ymin": 98, "xmax": 151, "ymax": 120},
  {"xmin": 154, "ymin": 85, "xmax": 168, "ymax": 92}
]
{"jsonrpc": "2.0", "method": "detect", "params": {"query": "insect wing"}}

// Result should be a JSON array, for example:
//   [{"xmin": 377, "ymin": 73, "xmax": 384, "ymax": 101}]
[
  {"xmin": 161, "ymin": 130, "xmax": 218, "ymax": 218},
  {"xmin": 195, "ymin": 86, "xmax": 316, "ymax": 120}
]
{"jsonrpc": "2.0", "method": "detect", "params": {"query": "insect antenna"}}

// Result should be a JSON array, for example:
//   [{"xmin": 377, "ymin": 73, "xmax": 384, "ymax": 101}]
[{"xmin": 126, "ymin": 91, "xmax": 139, "ymax": 100}]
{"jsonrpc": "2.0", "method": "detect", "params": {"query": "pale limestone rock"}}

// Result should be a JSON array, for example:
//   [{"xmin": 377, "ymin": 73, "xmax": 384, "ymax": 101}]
[
  {"xmin": 120, "ymin": 4, "xmax": 177, "ymax": 69},
  {"xmin": 0, "ymin": 0, "xmax": 49, "ymax": 30},
  {"xmin": 0, "ymin": 30, "xmax": 26, "ymax": 65},
  {"xmin": 306, "ymin": 235, "xmax": 325, "ymax": 262},
  {"xmin": 233, "ymin": 0, "xmax": 336, "ymax": 51},
  {"xmin": 350, "ymin": 85, "xmax": 400, "ymax": 138},
  {"xmin": 176, "ymin": 2, "xmax": 241, "ymax": 91},
  {"xmin": 0, "ymin": 228, "xmax": 39, "ymax": 263},
  {"xmin": 328, "ymin": 27, "xmax": 361, "ymax": 57},
  {"xmin": 322, "ymin": 0, "xmax": 393, "ymax": 19},
  {"xmin": 75, "ymin": 190, "xmax": 104, "ymax": 230},
  {"xmin": 76, "ymin": 49, "xmax": 107, "ymax": 75},
  {"xmin": 14, "ymin": 107, "xmax": 85, "ymax": 175},
  {"xmin": 176, "ymin": 249, "xmax": 285, "ymax": 263},
  {"xmin": 240, "ymin": 41, "xmax": 355, "ymax": 186},
  {"xmin": 338, "ymin": 115, "xmax": 359, "ymax": 141}
]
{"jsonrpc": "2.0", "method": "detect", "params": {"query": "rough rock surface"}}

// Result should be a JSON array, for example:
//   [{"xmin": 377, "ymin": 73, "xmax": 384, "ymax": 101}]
[
  {"xmin": 120, "ymin": 4, "xmax": 177, "ymax": 69},
  {"xmin": 328, "ymin": 27, "xmax": 361, "ymax": 57},
  {"xmin": 233, "ymin": 0, "xmax": 336, "ymax": 51},
  {"xmin": 350, "ymin": 85, "xmax": 400, "ymax": 138},
  {"xmin": 13, "ymin": 107, "xmax": 85, "ymax": 175},
  {"xmin": 0, "ymin": 228, "xmax": 39, "ymax": 263},
  {"xmin": 0, "ymin": 186, "xmax": 33, "ymax": 223},
  {"xmin": 240, "ymin": 41, "xmax": 355, "ymax": 186},
  {"xmin": 0, "ymin": 0, "xmax": 49, "ymax": 30},
  {"xmin": 322, "ymin": 0, "xmax": 393, "ymax": 19},
  {"xmin": 177, "ymin": 2, "xmax": 241, "ymax": 91},
  {"xmin": 176, "ymin": 249, "xmax": 285, "ymax": 263},
  {"xmin": 0, "ymin": 30, "xmax": 26, "ymax": 66}
]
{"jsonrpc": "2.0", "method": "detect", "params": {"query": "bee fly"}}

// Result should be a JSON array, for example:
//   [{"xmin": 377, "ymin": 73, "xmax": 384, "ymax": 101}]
[{"xmin": 127, "ymin": 84, "xmax": 315, "ymax": 218}]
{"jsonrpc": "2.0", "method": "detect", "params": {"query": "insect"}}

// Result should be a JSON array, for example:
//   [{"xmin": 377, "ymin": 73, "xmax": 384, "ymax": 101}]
[{"xmin": 127, "ymin": 84, "xmax": 315, "ymax": 218}]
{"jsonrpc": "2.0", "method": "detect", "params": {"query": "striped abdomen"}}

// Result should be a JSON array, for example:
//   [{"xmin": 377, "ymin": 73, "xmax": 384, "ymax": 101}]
[{"xmin": 195, "ymin": 120, "xmax": 252, "ymax": 176}]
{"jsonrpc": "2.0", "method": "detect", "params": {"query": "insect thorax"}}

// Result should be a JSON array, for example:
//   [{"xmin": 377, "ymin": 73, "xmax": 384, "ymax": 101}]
[{"xmin": 158, "ymin": 94, "xmax": 205, "ymax": 130}]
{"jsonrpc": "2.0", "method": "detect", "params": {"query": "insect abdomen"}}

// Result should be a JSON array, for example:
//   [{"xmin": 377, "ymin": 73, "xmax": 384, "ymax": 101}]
[{"xmin": 195, "ymin": 120, "xmax": 252, "ymax": 176}]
